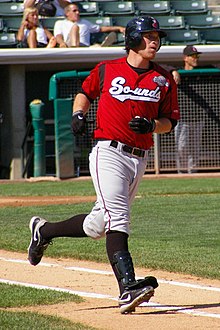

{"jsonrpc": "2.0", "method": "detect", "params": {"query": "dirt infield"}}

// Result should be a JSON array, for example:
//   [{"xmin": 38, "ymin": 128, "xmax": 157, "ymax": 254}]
[
  {"xmin": 0, "ymin": 196, "xmax": 96, "ymax": 207},
  {"xmin": 0, "ymin": 192, "xmax": 220, "ymax": 329},
  {"xmin": 1, "ymin": 250, "xmax": 220, "ymax": 330}
]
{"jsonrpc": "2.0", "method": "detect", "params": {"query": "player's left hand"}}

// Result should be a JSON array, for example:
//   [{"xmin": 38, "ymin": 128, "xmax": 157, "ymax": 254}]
[
  {"xmin": 129, "ymin": 116, "xmax": 156, "ymax": 134},
  {"xmin": 71, "ymin": 111, "xmax": 87, "ymax": 136}
]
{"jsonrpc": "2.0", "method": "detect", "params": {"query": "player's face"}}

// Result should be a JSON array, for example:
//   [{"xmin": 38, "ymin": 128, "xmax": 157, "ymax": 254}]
[
  {"xmin": 185, "ymin": 54, "xmax": 200, "ymax": 68},
  {"xmin": 139, "ymin": 31, "xmax": 160, "ymax": 59}
]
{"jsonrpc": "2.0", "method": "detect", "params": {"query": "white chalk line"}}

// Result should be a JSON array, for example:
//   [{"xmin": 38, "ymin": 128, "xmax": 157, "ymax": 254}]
[
  {"xmin": 0, "ymin": 278, "xmax": 115, "ymax": 300},
  {"xmin": 0, "ymin": 256, "xmax": 220, "ymax": 319},
  {"xmin": 1, "ymin": 256, "xmax": 220, "ymax": 292},
  {"xmin": 0, "ymin": 278, "xmax": 220, "ymax": 319}
]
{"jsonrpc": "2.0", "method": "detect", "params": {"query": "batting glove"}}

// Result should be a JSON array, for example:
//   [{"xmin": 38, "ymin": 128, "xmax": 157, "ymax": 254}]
[
  {"xmin": 129, "ymin": 116, "xmax": 156, "ymax": 134},
  {"xmin": 71, "ymin": 111, "xmax": 87, "ymax": 136}
]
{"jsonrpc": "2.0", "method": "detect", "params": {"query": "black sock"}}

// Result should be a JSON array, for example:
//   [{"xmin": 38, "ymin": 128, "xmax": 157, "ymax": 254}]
[
  {"xmin": 106, "ymin": 230, "xmax": 129, "ymax": 295},
  {"xmin": 40, "ymin": 214, "xmax": 88, "ymax": 240}
]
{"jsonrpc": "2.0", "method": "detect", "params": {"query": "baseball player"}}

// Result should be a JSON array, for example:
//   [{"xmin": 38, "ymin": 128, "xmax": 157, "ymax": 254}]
[{"xmin": 28, "ymin": 16, "xmax": 180, "ymax": 314}]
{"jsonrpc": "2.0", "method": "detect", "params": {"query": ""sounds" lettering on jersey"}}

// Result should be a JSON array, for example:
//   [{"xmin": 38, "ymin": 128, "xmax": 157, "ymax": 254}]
[{"xmin": 109, "ymin": 77, "xmax": 164, "ymax": 102}]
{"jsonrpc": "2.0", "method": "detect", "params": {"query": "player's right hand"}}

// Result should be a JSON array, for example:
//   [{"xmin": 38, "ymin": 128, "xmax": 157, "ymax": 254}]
[{"xmin": 71, "ymin": 111, "xmax": 87, "ymax": 136}]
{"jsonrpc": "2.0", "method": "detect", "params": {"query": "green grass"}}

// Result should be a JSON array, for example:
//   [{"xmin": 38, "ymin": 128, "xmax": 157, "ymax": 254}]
[
  {"xmin": 0, "ymin": 283, "xmax": 83, "ymax": 308},
  {"xmin": 0, "ymin": 177, "xmax": 220, "ymax": 279},
  {"xmin": 0, "ymin": 177, "xmax": 219, "ymax": 328},
  {"xmin": 0, "ymin": 180, "xmax": 95, "ymax": 196},
  {"xmin": 0, "ymin": 310, "xmax": 96, "ymax": 329},
  {"xmin": 130, "ymin": 194, "xmax": 220, "ymax": 277},
  {"xmin": 0, "ymin": 283, "xmax": 97, "ymax": 330}
]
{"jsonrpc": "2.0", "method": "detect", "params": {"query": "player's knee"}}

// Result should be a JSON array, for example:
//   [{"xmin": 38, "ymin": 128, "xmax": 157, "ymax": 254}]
[{"xmin": 83, "ymin": 216, "xmax": 105, "ymax": 239}]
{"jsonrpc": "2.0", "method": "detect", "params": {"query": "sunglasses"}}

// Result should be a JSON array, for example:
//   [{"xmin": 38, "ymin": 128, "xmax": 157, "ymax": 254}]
[
  {"xmin": 71, "ymin": 9, "xmax": 79, "ymax": 12},
  {"xmin": 190, "ymin": 54, "xmax": 200, "ymax": 58}
]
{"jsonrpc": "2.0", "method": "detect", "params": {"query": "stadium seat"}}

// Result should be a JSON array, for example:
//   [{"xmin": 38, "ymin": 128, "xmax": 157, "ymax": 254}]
[
  {"xmin": 40, "ymin": 17, "xmax": 62, "ymax": 31},
  {"xmin": 100, "ymin": 1, "xmax": 135, "ymax": 16},
  {"xmin": 90, "ymin": 31, "xmax": 107, "ymax": 45},
  {"xmin": 170, "ymin": 1, "xmax": 209, "ymax": 15},
  {"xmin": 200, "ymin": 29, "xmax": 220, "ymax": 44},
  {"xmin": 89, "ymin": 0, "xmax": 116, "ymax": 2},
  {"xmin": 0, "ymin": 18, "xmax": 3, "ymax": 31},
  {"xmin": 114, "ymin": 32, "xmax": 125, "ymax": 46},
  {"xmin": 113, "ymin": 15, "xmax": 184, "ymax": 29},
  {"xmin": 0, "ymin": 2, "xmax": 24, "ymax": 16},
  {"xmin": 78, "ymin": 2, "xmax": 100, "ymax": 16},
  {"xmin": 113, "ymin": 16, "xmax": 135, "ymax": 27},
  {"xmin": 135, "ymin": 1, "xmax": 171, "ymax": 16},
  {"xmin": 156, "ymin": 15, "xmax": 185, "ymax": 30},
  {"xmin": 88, "ymin": 16, "xmax": 113, "ymax": 26},
  {"xmin": 91, "ymin": 30, "xmax": 125, "ymax": 48},
  {"xmin": 185, "ymin": 14, "xmax": 220, "ymax": 29},
  {"xmin": 3, "ymin": 16, "xmax": 22, "ymax": 32},
  {"xmin": 165, "ymin": 29, "xmax": 201, "ymax": 45},
  {"xmin": 0, "ymin": 32, "xmax": 17, "ymax": 47}
]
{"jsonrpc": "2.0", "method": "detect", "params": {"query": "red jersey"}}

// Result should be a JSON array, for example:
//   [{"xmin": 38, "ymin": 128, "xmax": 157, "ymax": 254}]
[{"xmin": 82, "ymin": 57, "xmax": 180, "ymax": 150}]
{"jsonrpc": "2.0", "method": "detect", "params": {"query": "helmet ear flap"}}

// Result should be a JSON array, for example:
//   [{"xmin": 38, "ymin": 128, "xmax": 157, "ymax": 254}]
[
  {"xmin": 126, "ymin": 30, "xmax": 142, "ymax": 49},
  {"xmin": 157, "ymin": 38, "xmax": 161, "ymax": 52},
  {"xmin": 126, "ymin": 30, "xmax": 162, "ymax": 52}
]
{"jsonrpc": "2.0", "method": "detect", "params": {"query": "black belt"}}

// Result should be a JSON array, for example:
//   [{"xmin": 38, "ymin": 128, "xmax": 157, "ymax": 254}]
[{"xmin": 110, "ymin": 140, "xmax": 146, "ymax": 158}]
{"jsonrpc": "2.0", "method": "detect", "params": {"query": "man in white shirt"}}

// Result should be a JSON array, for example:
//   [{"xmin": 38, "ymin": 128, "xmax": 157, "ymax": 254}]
[{"xmin": 54, "ymin": 2, "xmax": 125, "ymax": 47}]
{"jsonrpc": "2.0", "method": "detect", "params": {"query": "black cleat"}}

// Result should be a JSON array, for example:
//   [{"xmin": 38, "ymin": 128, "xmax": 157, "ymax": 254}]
[
  {"xmin": 28, "ymin": 216, "xmax": 51, "ymax": 266},
  {"xmin": 118, "ymin": 286, "xmax": 154, "ymax": 314}
]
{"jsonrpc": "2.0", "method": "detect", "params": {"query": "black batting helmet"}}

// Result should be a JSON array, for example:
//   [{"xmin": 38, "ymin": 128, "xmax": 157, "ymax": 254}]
[{"xmin": 125, "ymin": 16, "xmax": 167, "ymax": 50}]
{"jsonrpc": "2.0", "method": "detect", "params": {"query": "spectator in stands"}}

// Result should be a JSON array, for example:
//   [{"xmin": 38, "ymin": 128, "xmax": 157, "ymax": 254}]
[
  {"xmin": 17, "ymin": 7, "xmax": 57, "ymax": 48},
  {"xmin": 24, "ymin": 0, "xmax": 70, "ymax": 17},
  {"xmin": 54, "ymin": 3, "xmax": 125, "ymax": 47},
  {"xmin": 175, "ymin": 45, "xmax": 203, "ymax": 174}
]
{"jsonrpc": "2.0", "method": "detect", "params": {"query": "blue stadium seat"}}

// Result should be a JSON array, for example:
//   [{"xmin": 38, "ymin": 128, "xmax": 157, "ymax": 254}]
[
  {"xmin": 135, "ymin": 1, "xmax": 171, "ymax": 16},
  {"xmin": 0, "ymin": 2, "xmax": 24, "ymax": 16},
  {"xmin": 170, "ymin": 1, "xmax": 209, "ymax": 15},
  {"xmin": 165, "ymin": 29, "xmax": 201, "ymax": 45},
  {"xmin": 100, "ymin": 1, "xmax": 135, "ymax": 16},
  {"xmin": 185, "ymin": 14, "xmax": 220, "ymax": 29}
]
